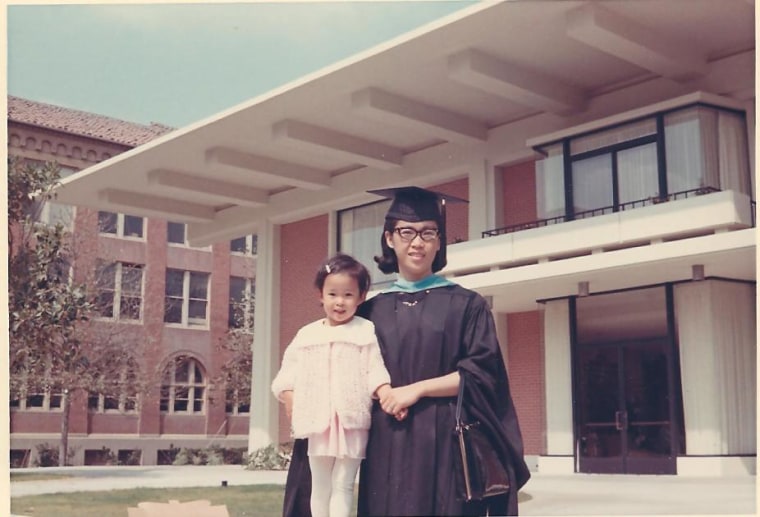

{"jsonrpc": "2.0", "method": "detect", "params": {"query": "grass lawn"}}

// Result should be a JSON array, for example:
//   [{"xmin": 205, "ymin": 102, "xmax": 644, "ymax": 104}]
[{"xmin": 11, "ymin": 485, "xmax": 292, "ymax": 517}]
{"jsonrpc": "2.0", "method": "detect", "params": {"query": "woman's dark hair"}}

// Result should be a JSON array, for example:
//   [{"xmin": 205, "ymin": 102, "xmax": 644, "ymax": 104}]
[
  {"xmin": 374, "ymin": 218, "xmax": 446, "ymax": 274},
  {"xmin": 314, "ymin": 253, "xmax": 372, "ymax": 295}
]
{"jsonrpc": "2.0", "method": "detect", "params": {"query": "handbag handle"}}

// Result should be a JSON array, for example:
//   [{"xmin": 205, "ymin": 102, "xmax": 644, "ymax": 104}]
[{"xmin": 455, "ymin": 374, "xmax": 466, "ymax": 427}]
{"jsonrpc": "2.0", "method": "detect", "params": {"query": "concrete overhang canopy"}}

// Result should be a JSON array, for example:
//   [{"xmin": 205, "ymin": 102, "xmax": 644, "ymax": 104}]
[{"xmin": 53, "ymin": 0, "xmax": 755, "ymax": 247}]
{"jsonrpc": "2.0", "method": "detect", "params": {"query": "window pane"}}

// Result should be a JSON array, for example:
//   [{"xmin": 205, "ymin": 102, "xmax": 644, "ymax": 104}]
[
  {"xmin": 250, "ymin": 235, "xmax": 258, "ymax": 255},
  {"xmin": 121, "ymin": 266, "xmax": 143, "ymax": 295},
  {"xmin": 188, "ymin": 300, "xmax": 207, "ymax": 321},
  {"xmin": 98, "ymin": 211, "xmax": 117, "ymax": 234},
  {"xmin": 617, "ymin": 143, "xmax": 659, "ymax": 206},
  {"xmin": 189, "ymin": 273, "xmax": 208, "ymax": 299},
  {"xmin": 572, "ymin": 154, "xmax": 613, "ymax": 216},
  {"xmin": 193, "ymin": 364, "xmax": 204, "ymax": 383},
  {"xmin": 193, "ymin": 388, "xmax": 204, "ymax": 413},
  {"xmin": 165, "ymin": 270, "xmax": 184, "ymax": 297},
  {"xmin": 576, "ymin": 287, "xmax": 668, "ymax": 344},
  {"xmin": 535, "ymin": 144, "xmax": 566, "ymax": 220},
  {"xmin": 49, "ymin": 393, "xmax": 62, "ymax": 409},
  {"xmin": 167, "ymin": 222, "xmax": 186, "ymax": 244},
  {"xmin": 120, "ymin": 295, "xmax": 141, "ymax": 319},
  {"xmin": 338, "ymin": 200, "xmax": 393, "ymax": 287},
  {"xmin": 665, "ymin": 108, "xmax": 716, "ymax": 194},
  {"xmin": 97, "ymin": 292, "xmax": 115, "ymax": 318},
  {"xmin": 571, "ymin": 118, "xmax": 656, "ymax": 155},
  {"xmin": 123, "ymin": 215, "xmax": 144, "ymax": 238},
  {"xmin": 230, "ymin": 236, "xmax": 246, "ymax": 253},
  {"xmin": 26, "ymin": 394, "xmax": 44, "ymax": 408},
  {"xmin": 164, "ymin": 298, "xmax": 182, "ymax": 323},
  {"xmin": 175, "ymin": 358, "xmax": 190, "ymax": 383},
  {"xmin": 104, "ymin": 396, "xmax": 119, "ymax": 410},
  {"xmin": 88, "ymin": 395, "xmax": 100, "ymax": 410}
]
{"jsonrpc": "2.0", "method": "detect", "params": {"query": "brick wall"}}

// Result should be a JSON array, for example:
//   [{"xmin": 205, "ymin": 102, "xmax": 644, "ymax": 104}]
[
  {"xmin": 277, "ymin": 215, "xmax": 329, "ymax": 443},
  {"xmin": 507, "ymin": 310, "xmax": 545, "ymax": 456},
  {"xmin": 502, "ymin": 160, "xmax": 537, "ymax": 226}
]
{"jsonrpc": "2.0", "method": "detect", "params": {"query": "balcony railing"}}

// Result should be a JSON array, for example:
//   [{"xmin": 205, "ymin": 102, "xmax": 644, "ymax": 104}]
[{"xmin": 482, "ymin": 187, "xmax": 721, "ymax": 238}]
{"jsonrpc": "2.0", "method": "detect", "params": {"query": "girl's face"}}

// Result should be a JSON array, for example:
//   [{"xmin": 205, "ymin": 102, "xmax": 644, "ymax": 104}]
[
  {"xmin": 319, "ymin": 272, "xmax": 366, "ymax": 326},
  {"xmin": 385, "ymin": 219, "xmax": 440, "ymax": 282}
]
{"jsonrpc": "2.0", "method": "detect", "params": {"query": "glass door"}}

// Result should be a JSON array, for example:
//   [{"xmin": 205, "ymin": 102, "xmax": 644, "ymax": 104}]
[{"xmin": 576, "ymin": 339, "xmax": 676, "ymax": 474}]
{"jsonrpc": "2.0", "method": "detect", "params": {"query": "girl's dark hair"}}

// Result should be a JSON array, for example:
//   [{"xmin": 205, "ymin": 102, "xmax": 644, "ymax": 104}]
[
  {"xmin": 314, "ymin": 253, "xmax": 372, "ymax": 295},
  {"xmin": 373, "ymin": 218, "xmax": 446, "ymax": 274}
]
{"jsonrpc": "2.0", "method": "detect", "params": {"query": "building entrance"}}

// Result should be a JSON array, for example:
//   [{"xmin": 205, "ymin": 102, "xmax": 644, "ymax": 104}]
[
  {"xmin": 572, "ymin": 287, "xmax": 683, "ymax": 474},
  {"xmin": 576, "ymin": 339, "xmax": 677, "ymax": 474}
]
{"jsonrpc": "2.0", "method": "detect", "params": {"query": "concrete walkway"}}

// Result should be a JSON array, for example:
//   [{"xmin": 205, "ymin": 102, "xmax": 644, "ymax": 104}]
[{"xmin": 10, "ymin": 465, "xmax": 757, "ymax": 516}]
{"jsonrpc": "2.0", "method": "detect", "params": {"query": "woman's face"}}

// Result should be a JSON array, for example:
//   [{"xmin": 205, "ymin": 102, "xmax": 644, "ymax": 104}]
[{"xmin": 385, "ymin": 219, "xmax": 440, "ymax": 281}]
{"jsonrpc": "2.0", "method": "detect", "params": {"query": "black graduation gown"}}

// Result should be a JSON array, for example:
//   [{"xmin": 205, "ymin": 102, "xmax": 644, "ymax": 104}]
[{"xmin": 282, "ymin": 284, "xmax": 530, "ymax": 517}]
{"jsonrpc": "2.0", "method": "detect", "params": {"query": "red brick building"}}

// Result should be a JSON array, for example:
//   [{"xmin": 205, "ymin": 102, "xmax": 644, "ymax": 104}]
[{"xmin": 8, "ymin": 96, "xmax": 255, "ymax": 466}]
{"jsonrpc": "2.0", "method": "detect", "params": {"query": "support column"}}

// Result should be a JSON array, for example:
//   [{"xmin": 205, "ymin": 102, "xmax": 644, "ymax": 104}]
[
  {"xmin": 542, "ymin": 300, "xmax": 574, "ymax": 472},
  {"xmin": 247, "ymin": 220, "xmax": 281, "ymax": 452},
  {"xmin": 468, "ymin": 159, "xmax": 503, "ymax": 239}
]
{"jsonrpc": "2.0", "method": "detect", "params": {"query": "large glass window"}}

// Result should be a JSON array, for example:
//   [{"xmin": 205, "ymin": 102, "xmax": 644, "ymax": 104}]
[
  {"xmin": 164, "ymin": 270, "xmax": 209, "ymax": 327},
  {"xmin": 533, "ymin": 103, "xmax": 750, "ymax": 227},
  {"xmin": 338, "ymin": 200, "xmax": 394, "ymax": 287},
  {"xmin": 160, "ymin": 356, "xmax": 206, "ymax": 414},
  {"xmin": 98, "ymin": 211, "xmax": 144, "ymax": 239}
]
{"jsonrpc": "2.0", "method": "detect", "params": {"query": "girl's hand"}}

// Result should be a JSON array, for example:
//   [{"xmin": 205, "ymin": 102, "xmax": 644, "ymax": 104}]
[
  {"xmin": 394, "ymin": 408, "xmax": 409, "ymax": 421},
  {"xmin": 280, "ymin": 390, "xmax": 294, "ymax": 420}
]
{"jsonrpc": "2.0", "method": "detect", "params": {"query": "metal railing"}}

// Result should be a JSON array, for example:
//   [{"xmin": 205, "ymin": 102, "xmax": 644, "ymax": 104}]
[{"xmin": 482, "ymin": 186, "xmax": 720, "ymax": 238}]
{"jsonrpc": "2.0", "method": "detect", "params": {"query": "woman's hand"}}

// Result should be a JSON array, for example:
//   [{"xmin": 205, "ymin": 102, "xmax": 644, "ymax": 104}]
[
  {"xmin": 379, "ymin": 385, "xmax": 421, "ymax": 416},
  {"xmin": 280, "ymin": 390, "xmax": 294, "ymax": 420}
]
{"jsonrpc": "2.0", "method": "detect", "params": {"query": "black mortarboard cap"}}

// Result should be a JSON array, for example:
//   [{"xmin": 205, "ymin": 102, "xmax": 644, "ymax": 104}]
[{"xmin": 368, "ymin": 186, "xmax": 467, "ymax": 225}]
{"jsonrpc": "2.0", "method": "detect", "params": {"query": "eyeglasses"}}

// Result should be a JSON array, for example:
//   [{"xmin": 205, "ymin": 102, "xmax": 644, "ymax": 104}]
[{"xmin": 394, "ymin": 227, "xmax": 440, "ymax": 242}]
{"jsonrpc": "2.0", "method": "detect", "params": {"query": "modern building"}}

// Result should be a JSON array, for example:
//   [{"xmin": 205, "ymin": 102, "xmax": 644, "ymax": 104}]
[
  {"xmin": 53, "ymin": 1, "xmax": 755, "ymax": 475},
  {"xmin": 8, "ymin": 96, "xmax": 255, "ymax": 466}
]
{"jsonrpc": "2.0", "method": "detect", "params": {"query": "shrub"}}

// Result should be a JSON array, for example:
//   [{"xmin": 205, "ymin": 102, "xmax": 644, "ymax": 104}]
[
  {"xmin": 245, "ymin": 443, "xmax": 291, "ymax": 470},
  {"xmin": 33, "ymin": 443, "xmax": 77, "ymax": 467}
]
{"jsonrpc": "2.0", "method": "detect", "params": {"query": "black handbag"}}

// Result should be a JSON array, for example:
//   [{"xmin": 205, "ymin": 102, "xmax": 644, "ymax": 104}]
[{"xmin": 454, "ymin": 376, "xmax": 510, "ymax": 501}]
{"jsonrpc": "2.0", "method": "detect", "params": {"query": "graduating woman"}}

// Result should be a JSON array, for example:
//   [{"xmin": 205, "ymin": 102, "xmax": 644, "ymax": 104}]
[{"xmin": 282, "ymin": 187, "xmax": 530, "ymax": 516}]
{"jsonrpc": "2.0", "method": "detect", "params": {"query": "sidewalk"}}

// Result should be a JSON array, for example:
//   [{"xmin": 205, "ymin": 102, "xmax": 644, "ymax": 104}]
[{"xmin": 10, "ymin": 465, "xmax": 757, "ymax": 516}]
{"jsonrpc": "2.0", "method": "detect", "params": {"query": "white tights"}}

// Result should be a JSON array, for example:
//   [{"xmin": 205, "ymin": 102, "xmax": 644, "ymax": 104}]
[{"xmin": 308, "ymin": 455, "xmax": 361, "ymax": 517}]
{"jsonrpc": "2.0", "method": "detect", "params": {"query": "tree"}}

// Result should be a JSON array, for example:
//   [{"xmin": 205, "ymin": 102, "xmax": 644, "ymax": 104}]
[
  {"xmin": 8, "ymin": 158, "xmax": 145, "ymax": 465},
  {"xmin": 214, "ymin": 289, "xmax": 254, "ymax": 416}
]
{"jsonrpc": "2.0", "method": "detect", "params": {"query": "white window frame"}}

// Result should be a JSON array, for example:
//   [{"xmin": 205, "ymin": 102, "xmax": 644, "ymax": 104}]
[
  {"xmin": 160, "ymin": 356, "xmax": 206, "ymax": 414},
  {"xmin": 95, "ymin": 261, "xmax": 144, "ymax": 322},
  {"xmin": 230, "ymin": 234, "xmax": 257, "ymax": 256},
  {"xmin": 87, "ymin": 391, "xmax": 139, "ymax": 414},
  {"xmin": 98, "ymin": 211, "xmax": 145, "ymax": 240},
  {"xmin": 164, "ymin": 269, "xmax": 210, "ymax": 327}
]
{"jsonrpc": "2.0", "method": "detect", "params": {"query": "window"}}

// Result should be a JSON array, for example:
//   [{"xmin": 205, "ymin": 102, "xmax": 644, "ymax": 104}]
[
  {"xmin": 88, "ymin": 364, "xmax": 139, "ymax": 413},
  {"xmin": 225, "ymin": 386, "xmax": 251, "ymax": 415},
  {"xmin": 229, "ymin": 276, "xmax": 255, "ymax": 329},
  {"xmin": 95, "ymin": 262, "xmax": 144, "ymax": 321},
  {"xmin": 533, "ymin": 102, "xmax": 750, "ymax": 224},
  {"xmin": 167, "ymin": 222, "xmax": 186, "ymax": 244},
  {"xmin": 10, "ymin": 389, "xmax": 63, "ymax": 411},
  {"xmin": 160, "ymin": 356, "xmax": 206, "ymax": 414},
  {"xmin": 164, "ymin": 269, "xmax": 209, "ymax": 326},
  {"xmin": 337, "ymin": 200, "xmax": 394, "ymax": 288},
  {"xmin": 34, "ymin": 166, "xmax": 76, "ymax": 229},
  {"xmin": 230, "ymin": 234, "xmax": 258, "ymax": 255},
  {"xmin": 98, "ymin": 211, "xmax": 144, "ymax": 239},
  {"xmin": 167, "ymin": 221, "xmax": 211, "ymax": 249}
]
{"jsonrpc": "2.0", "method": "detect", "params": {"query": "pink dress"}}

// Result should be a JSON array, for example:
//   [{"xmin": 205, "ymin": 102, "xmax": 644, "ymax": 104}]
[{"xmin": 307, "ymin": 341, "xmax": 369, "ymax": 459}]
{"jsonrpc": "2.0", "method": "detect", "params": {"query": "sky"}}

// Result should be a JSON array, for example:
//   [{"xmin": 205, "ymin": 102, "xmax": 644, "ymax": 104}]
[{"xmin": 7, "ymin": 1, "xmax": 476, "ymax": 128}]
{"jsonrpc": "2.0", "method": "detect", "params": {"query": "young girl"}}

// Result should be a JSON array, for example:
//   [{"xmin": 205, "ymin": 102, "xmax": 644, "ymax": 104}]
[{"xmin": 271, "ymin": 253, "xmax": 392, "ymax": 517}]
